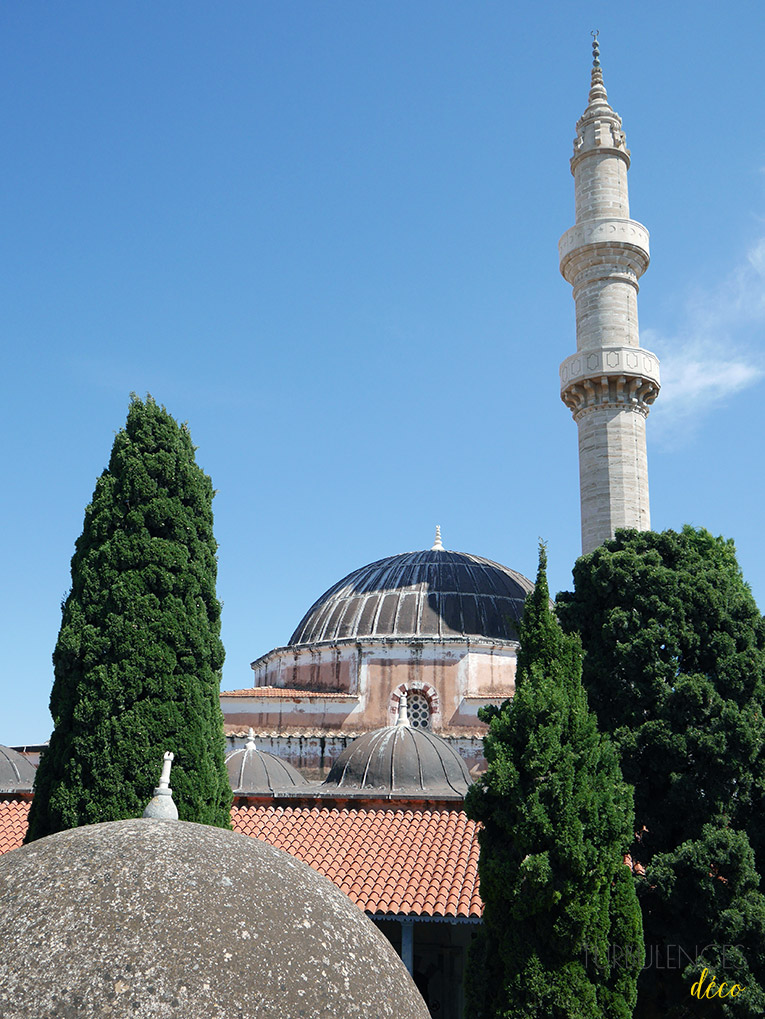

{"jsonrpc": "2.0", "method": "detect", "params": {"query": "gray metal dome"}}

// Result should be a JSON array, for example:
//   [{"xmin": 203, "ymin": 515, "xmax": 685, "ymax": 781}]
[
  {"xmin": 290, "ymin": 546, "xmax": 534, "ymax": 645},
  {"xmin": 323, "ymin": 709, "xmax": 472, "ymax": 798},
  {"xmin": 0, "ymin": 818, "xmax": 430, "ymax": 1019},
  {"xmin": 226, "ymin": 732, "xmax": 308, "ymax": 793},
  {"xmin": 0, "ymin": 746, "xmax": 36, "ymax": 793}
]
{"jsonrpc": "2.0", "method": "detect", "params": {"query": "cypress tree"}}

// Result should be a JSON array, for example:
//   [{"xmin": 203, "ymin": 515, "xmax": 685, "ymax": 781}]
[
  {"xmin": 557, "ymin": 526, "xmax": 765, "ymax": 1016},
  {"xmin": 465, "ymin": 545, "xmax": 642, "ymax": 1019},
  {"xmin": 27, "ymin": 395, "xmax": 231, "ymax": 840}
]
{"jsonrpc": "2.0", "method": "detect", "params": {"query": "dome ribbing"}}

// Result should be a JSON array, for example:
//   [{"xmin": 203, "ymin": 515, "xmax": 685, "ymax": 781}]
[
  {"xmin": 226, "ymin": 735, "xmax": 308, "ymax": 794},
  {"xmin": 323, "ymin": 723, "xmax": 472, "ymax": 797},
  {"xmin": 0, "ymin": 746, "xmax": 36, "ymax": 793},
  {"xmin": 290, "ymin": 548, "xmax": 533, "ymax": 645}
]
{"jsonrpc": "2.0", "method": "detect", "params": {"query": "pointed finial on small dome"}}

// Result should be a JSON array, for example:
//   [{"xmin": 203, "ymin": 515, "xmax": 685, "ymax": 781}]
[
  {"xmin": 431, "ymin": 525, "xmax": 444, "ymax": 551},
  {"xmin": 396, "ymin": 692, "xmax": 410, "ymax": 727},
  {"xmin": 157, "ymin": 751, "xmax": 174, "ymax": 792},
  {"xmin": 142, "ymin": 751, "xmax": 179, "ymax": 820},
  {"xmin": 246, "ymin": 727, "xmax": 256, "ymax": 750}
]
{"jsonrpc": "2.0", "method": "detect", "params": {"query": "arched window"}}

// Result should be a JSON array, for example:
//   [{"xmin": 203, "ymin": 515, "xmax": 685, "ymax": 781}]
[{"xmin": 407, "ymin": 691, "xmax": 431, "ymax": 730}]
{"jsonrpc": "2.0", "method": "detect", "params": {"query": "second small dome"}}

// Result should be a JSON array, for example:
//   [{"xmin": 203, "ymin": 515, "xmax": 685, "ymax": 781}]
[
  {"xmin": 323, "ymin": 705, "xmax": 472, "ymax": 798},
  {"xmin": 226, "ymin": 732, "xmax": 308, "ymax": 794}
]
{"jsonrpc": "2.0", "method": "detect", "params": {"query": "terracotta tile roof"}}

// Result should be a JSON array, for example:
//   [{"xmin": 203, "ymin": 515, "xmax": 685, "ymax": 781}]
[
  {"xmin": 461, "ymin": 693, "xmax": 511, "ymax": 700},
  {"xmin": 224, "ymin": 725, "xmax": 488, "ymax": 740},
  {"xmin": 232, "ymin": 804, "xmax": 483, "ymax": 918},
  {"xmin": 225, "ymin": 726, "xmax": 367, "ymax": 739},
  {"xmin": 0, "ymin": 799, "xmax": 30, "ymax": 855},
  {"xmin": 623, "ymin": 853, "xmax": 646, "ymax": 877},
  {"xmin": 442, "ymin": 728, "xmax": 490, "ymax": 739},
  {"xmin": 0, "ymin": 799, "xmax": 483, "ymax": 919},
  {"xmin": 222, "ymin": 687, "xmax": 357, "ymax": 699}
]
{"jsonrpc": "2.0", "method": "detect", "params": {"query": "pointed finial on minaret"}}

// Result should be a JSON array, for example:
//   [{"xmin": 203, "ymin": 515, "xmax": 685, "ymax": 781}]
[
  {"xmin": 431, "ymin": 525, "xmax": 444, "ymax": 551},
  {"xmin": 396, "ymin": 692, "xmax": 410, "ymax": 727},
  {"xmin": 246, "ymin": 727, "xmax": 256, "ymax": 750},
  {"xmin": 142, "ymin": 751, "xmax": 179, "ymax": 820},
  {"xmin": 587, "ymin": 30, "xmax": 609, "ymax": 107}
]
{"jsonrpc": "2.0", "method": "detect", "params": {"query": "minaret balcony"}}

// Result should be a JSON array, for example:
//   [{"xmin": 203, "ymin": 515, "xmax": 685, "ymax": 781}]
[
  {"xmin": 560, "ymin": 345, "xmax": 661, "ymax": 418},
  {"xmin": 559, "ymin": 218, "xmax": 649, "ymax": 284}
]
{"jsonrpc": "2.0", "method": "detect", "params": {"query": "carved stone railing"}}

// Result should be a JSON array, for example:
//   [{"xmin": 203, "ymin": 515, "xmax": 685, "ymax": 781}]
[
  {"xmin": 560, "ymin": 345, "xmax": 661, "ymax": 418},
  {"xmin": 559, "ymin": 218, "xmax": 650, "ymax": 284}
]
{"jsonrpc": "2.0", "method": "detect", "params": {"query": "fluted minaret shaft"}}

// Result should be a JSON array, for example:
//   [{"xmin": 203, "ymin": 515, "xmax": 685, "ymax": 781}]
[{"xmin": 559, "ymin": 38, "xmax": 660, "ymax": 554}]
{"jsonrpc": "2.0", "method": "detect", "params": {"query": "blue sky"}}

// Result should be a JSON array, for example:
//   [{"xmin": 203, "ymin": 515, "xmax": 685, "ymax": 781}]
[{"xmin": 2, "ymin": 3, "xmax": 764, "ymax": 745}]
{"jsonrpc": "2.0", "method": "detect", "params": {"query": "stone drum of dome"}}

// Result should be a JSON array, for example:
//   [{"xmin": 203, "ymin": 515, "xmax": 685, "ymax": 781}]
[{"xmin": 290, "ymin": 548, "xmax": 534, "ymax": 645}]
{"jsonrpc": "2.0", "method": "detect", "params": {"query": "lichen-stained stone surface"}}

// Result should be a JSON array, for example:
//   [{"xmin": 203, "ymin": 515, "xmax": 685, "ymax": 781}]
[{"xmin": 0, "ymin": 818, "xmax": 430, "ymax": 1019}]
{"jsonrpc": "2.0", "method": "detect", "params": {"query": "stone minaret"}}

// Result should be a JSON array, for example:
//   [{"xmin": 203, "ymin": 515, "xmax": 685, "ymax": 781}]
[{"xmin": 559, "ymin": 36, "xmax": 660, "ymax": 554}]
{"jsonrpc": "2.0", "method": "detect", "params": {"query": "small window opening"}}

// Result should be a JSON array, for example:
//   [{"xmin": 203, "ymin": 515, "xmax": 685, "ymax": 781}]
[{"xmin": 407, "ymin": 692, "xmax": 431, "ymax": 730}]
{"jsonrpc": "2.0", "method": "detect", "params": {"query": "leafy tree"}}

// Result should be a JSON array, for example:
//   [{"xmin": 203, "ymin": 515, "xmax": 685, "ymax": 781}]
[
  {"xmin": 466, "ymin": 545, "xmax": 643, "ymax": 1019},
  {"xmin": 557, "ymin": 526, "xmax": 765, "ymax": 1016},
  {"xmin": 27, "ymin": 395, "xmax": 231, "ymax": 840},
  {"xmin": 642, "ymin": 825, "xmax": 765, "ymax": 1018}
]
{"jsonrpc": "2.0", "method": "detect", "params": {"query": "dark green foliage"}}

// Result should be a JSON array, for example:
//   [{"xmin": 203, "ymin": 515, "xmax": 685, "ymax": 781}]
[
  {"xmin": 557, "ymin": 527, "xmax": 765, "ymax": 1016},
  {"xmin": 641, "ymin": 826, "xmax": 765, "ymax": 1018},
  {"xmin": 466, "ymin": 545, "xmax": 643, "ymax": 1019},
  {"xmin": 27, "ymin": 395, "xmax": 232, "ymax": 840}
]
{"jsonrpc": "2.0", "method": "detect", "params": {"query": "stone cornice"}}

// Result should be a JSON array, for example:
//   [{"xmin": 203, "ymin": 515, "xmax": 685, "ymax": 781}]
[{"xmin": 251, "ymin": 633, "xmax": 520, "ymax": 672}]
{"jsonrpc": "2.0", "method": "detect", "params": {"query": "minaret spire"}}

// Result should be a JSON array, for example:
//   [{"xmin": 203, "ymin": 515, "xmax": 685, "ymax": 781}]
[
  {"xmin": 587, "ymin": 31, "xmax": 609, "ymax": 106},
  {"xmin": 559, "ymin": 37, "xmax": 661, "ymax": 554}
]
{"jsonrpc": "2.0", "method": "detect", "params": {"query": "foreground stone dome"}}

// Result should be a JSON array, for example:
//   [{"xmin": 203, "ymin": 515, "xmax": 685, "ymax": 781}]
[
  {"xmin": 0, "ymin": 818, "xmax": 429, "ymax": 1019},
  {"xmin": 324, "ymin": 720, "xmax": 472, "ymax": 797},
  {"xmin": 289, "ymin": 547, "xmax": 534, "ymax": 645},
  {"xmin": 0, "ymin": 745, "xmax": 36, "ymax": 793}
]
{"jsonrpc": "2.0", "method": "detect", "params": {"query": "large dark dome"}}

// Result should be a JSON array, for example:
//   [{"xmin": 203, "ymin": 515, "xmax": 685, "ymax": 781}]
[{"xmin": 290, "ymin": 548, "xmax": 533, "ymax": 645}]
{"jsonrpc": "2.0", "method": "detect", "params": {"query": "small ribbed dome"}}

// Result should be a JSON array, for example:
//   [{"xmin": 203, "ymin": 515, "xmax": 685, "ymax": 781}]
[
  {"xmin": 226, "ymin": 733, "xmax": 308, "ymax": 793},
  {"xmin": 0, "ymin": 745, "xmax": 36, "ymax": 793},
  {"xmin": 290, "ymin": 547, "xmax": 534, "ymax": 645},
  {"xmin": 323, "ymin": 717, "xmax": 472, "ymax": 797}
]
